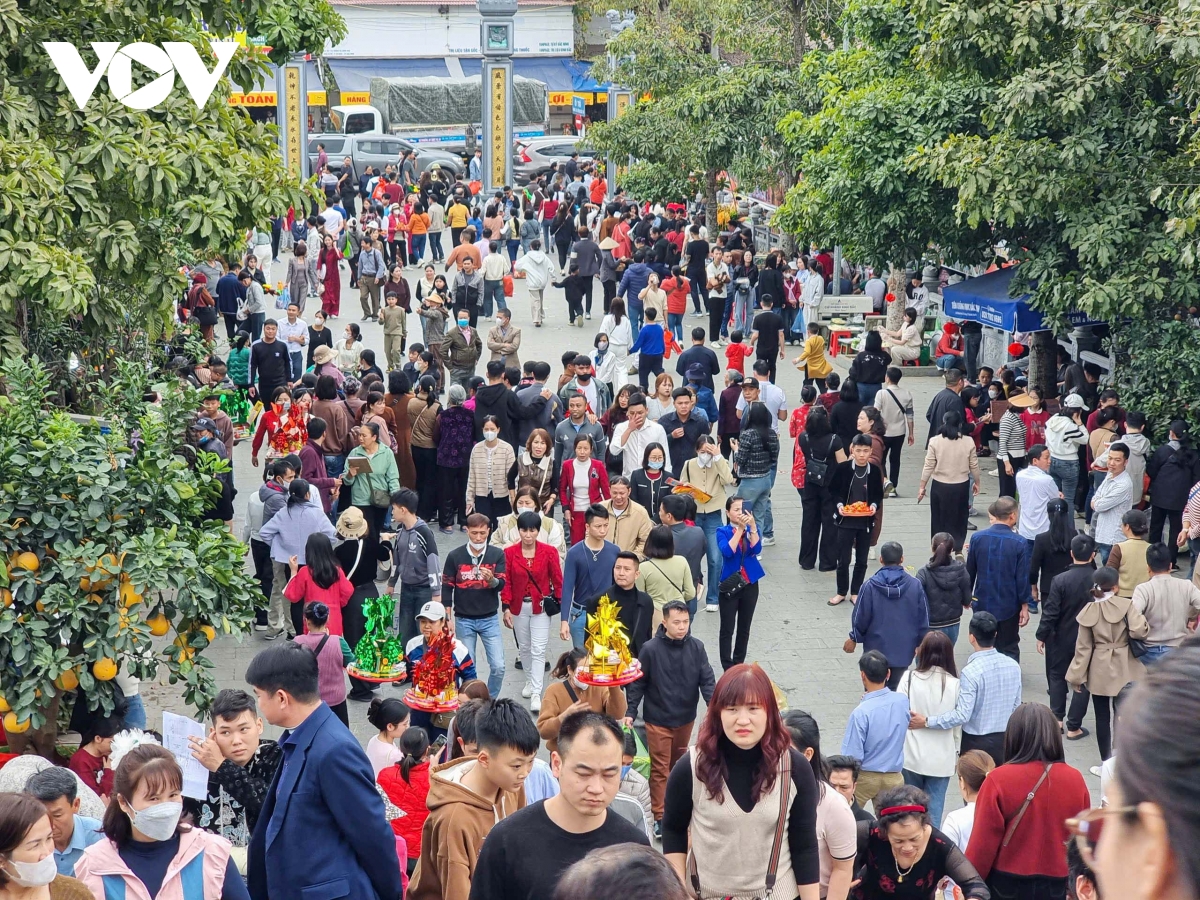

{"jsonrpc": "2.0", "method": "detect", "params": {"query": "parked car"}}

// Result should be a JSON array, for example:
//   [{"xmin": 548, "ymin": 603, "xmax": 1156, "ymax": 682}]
[
  {"xmin": 307, "ymin": 134, "xmax": 465, "ymax": 183},
  {"xmin": 513, "ymin": 136, "xmax": 599, "ymax": 184}
]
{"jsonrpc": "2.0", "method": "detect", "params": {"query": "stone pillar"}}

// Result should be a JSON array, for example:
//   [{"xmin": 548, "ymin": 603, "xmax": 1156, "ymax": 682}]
[
  {"xmin": 478, "ymin": 0, "xmax": 518, "ymax": 194},
  {"xmin": 276, "ymin": 57, "xmax": 310, "ymax": 182}
]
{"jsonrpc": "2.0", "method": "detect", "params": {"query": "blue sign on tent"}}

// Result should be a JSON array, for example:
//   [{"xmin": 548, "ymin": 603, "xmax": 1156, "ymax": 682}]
[
  {"xmin": 942, "ymin": 267, "xmax": 1099, "ymax": 333},
  {"xmin": 572, "ymin": 95, "xmax": 586, "ymax": 115}
]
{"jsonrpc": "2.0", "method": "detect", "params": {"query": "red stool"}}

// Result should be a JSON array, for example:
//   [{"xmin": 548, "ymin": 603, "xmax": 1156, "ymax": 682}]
[{"xmin": 828, "ymin": 329, "xmax": 852, "ymax": 357}]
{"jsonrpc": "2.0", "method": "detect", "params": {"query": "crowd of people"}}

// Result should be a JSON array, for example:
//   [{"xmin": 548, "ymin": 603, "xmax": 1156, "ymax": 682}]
[{"xmin": 37, "ymin": 162, "xmax": 1193, "ymax": 900}]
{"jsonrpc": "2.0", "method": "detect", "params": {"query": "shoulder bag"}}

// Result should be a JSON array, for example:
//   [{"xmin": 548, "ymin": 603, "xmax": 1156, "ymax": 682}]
[
  {"xmin": 1001, "ymin": 763, "xmax": 1053, "ymax": 848},
  {"xmin": 646, "ymin": 560, "xmax": 687, "ymax": 602},
  {"xmin": 804, "ymin": 435, "xmax": 832, "ymax": 488},
  {"xmin": 688, "ymin": 749, "xmax": 791, "ymax": 899},
  {"xmin": 1125, "ymin": 611, "xmax": 1149, "ymax": 659},
  {"xmin": 519, "ymin": 553, "xmax": 560, "ymax": 617}
]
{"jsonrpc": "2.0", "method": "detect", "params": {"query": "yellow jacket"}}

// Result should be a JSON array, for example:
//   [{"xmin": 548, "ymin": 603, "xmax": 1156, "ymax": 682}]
[{"xmin": 798, "ymin": 334, "xmax": 832, "ymax": 378}]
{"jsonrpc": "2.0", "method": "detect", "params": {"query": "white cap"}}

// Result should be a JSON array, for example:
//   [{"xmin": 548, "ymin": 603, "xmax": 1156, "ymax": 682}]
[
  {"xmin": 417, "ymin": 600, "xmax": 447, "ymax": 621},
  {"xmin": 1063, "ymin": 393, "xmax": 1087, "ymax": 409}
]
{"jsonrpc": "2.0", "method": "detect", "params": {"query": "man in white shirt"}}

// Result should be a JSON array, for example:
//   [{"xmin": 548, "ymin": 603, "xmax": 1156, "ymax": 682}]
[
  {"xmin": 1091, "ymin": 442, "xmax": 1134, "ymax": 565},
  {"xmin": 735, "ymin": 360, "xmax": 788, "ymax": 432},
  {"xmin": 863, "ymin": 269, "xmax": 887, "ymax": 313},
  {"xmin": 321, "ymin": 199, "xmax": 344, "ymax": 242},
  {"xmin": 609, "ymin": 392, "xmax": 669, "ymax": 479},
  {"xmin": 1015, "ymin": 444, "xmax": 1063, "ymax": 542},
  {"xmin": 276, "ymin": 303, "xmax": 308, "ymax": 381},
  {"xmin": 704, "ymin": 249, "xmax": 730, "ymax": 348}
]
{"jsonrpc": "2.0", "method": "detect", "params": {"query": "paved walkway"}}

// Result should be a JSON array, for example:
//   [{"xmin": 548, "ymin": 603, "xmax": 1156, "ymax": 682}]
[{"xmin": 144, "ymin": 250, "xmax": 1104, "ymax": 811}]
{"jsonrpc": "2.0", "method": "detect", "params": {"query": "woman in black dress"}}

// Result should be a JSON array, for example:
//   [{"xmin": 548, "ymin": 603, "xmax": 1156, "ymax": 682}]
[
  {"xmin": 334, "ymin": 507, "xmax": 391, "ymax": 700},
  {"xmin": 852, "ymin": 784, "xmax": 989, "ymax": 899},
  {"xmin": 1029, "ymin": 498, "xmax": 1077, "ymax": 609},
  {"xmin": 798, "ymin": 407, "xmax": 848, "ymax": 572}
]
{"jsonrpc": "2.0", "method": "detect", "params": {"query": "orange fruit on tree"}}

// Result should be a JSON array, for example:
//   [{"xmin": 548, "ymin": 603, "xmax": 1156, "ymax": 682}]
[
  {"xmin": 0, "ymin": 694, "xmax": 10, "ymax": 713},
  {"xmin": 1, "ymin": 588, "xmax": 11, "ymax": 608},
  {"xmin": 92, "ymin": 658, "xmax": 118, "ymax": 681},
  {"xmin": 54, "ymin": 669, "xmax": 79, "ymax": 691},
  {"xmin": 97, "ymin": 553, "xmax": 121, "ymax": 575},
  {"xmin": 146, "ymin": 613, "xmax": 170, "ymax": 636},
  {"xmin": 119, "ymin": 583, "xmax": 142, "ymax": 608},
  {"xmin": 86, "ymin": 593, "xmax": 104, "ymax": 604},
  {"xmin": 198, "ymin": 624, "xmax": 216, "ymax": 643},
  {"xmin": 15, "ymin": 552, "xmax": 39, "ymax": 572},
  {"xmin": 3, "ymin": 712, "xmax": 30, "ymax": 734},
  {"xmin": 34, "ymin": 600, "xmax": 45, "ymax": 613}
]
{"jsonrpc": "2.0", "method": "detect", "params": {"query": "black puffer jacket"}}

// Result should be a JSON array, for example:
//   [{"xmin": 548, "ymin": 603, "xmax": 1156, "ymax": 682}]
[
  {"xmin": 917, "ymin": 561, "xmax": 973, "ymax": 628},
  {"xmin": 625, "ymin": 626, "xmax": 716, "ymax": 728}
]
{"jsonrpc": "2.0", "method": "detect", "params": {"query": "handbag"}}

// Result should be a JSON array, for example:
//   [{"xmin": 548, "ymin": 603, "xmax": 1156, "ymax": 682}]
[
  {"xmin": 1001, "ymin": 763, "xmax": 1053, "ymax": 848},
  {"xmin": 1126, "ymin": 611, "xmax": 1149, "ymax": 658},
  {"xmin": 521, "ymin": 556, "xmax": 560, "ymax": 617},
  {"xmin": 719, "ymin": 569, "xmax": 748, "ymax": 596},
  {"xmin": 688, "ymin": 750, "xmax": 790, "ymax": 899},
  {"xmin": 194, "ymin": 303, "xmax": 219, "ymax": 327}
]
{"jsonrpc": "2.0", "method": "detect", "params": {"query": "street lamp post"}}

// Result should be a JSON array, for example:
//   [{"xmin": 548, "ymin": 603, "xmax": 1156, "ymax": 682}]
[{"xmin": 478, "ymin": 0, "xmax": 517, "ymax": 195}]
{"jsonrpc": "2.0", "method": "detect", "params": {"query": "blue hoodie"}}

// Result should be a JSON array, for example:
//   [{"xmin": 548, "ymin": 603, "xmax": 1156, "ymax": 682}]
[{"xmin": 849, "ymin": 565, "xmax": 930, "ymax": 668}]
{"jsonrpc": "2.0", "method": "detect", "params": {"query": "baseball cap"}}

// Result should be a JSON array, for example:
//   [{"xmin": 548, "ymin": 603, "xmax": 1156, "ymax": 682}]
[
  {"xmin": 191, "ymin": 416, "xmax": 217, "ymax": 433},
  {"xmin": 417, "ymin": 600, "xmax": 447, "ymax": 621},
  {"xmin": 1063, "ymin": 393, "xmax": 1087, "ymax": 409}
]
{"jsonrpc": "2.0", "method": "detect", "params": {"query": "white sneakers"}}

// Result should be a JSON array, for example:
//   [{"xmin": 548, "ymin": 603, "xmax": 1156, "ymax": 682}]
[
  {"xmin": 521, "ymin": 681, "xmax": 533, "ymax": 699},
  {"xmin": 530, "ymin": 694, "xmax": 541, "ymax": 713},
  {"xmin": 706, "ymin": 602, "xmax": 719, "ymax": 613}
]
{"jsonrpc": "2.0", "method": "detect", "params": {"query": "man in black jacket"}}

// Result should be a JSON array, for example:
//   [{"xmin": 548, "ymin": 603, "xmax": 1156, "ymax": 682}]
[
  {"xmin": 674, "ymin": 326, "xmax": 721, "ymax": 392},
  {"xmin": 472, "ymin": 360, "xmax": 551, "ymax": 445},
  {"xmin": 585, "ymin": 551, "xmax": 652, "ymax": 654},
  {"xmin": 249, "ymin": 319, "xmax": 290, "ymax": 404},
  {"xmin": 924, "ymin": 368, "xmax": 965, "ymax": 445},
  {"xmin": 622, "ymin": 600, "xmax": 715, "ymax": 834},
  {"xmin": 1036, "ymin": 533, "xmax": 1097, "ymax": 739}
]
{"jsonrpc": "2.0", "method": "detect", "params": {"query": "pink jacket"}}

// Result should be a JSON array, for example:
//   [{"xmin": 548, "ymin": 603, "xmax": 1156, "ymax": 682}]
[{"xmin": 75, "ymin": 828, "xmax": 232, "ymax": 900}]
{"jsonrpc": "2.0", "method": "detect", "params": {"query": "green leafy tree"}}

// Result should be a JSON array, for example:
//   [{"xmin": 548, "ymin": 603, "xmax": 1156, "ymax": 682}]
[
  {"xmin": 0, "ymin": 357, "xmax": 259, "ymax": 754},
  {"xmin": 0, "ymin": 0, "xmax": 345, "ymax": 356}
]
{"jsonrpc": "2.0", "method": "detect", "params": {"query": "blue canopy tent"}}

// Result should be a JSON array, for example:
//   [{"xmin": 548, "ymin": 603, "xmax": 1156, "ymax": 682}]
[{"xmin": 942, "ymin": 267, "xmax": 1098, "ymax": 332}]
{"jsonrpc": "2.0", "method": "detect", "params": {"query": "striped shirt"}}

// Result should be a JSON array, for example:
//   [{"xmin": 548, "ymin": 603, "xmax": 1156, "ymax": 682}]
[{"xmin": 997, "ymin": 410, "xmax": 1027, "ymax": 462}]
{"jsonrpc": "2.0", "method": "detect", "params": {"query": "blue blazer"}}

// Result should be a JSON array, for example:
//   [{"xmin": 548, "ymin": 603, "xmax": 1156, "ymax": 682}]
[{"xmin": 247, "ymin": 703, "xmax": 402, "ymax": 900}]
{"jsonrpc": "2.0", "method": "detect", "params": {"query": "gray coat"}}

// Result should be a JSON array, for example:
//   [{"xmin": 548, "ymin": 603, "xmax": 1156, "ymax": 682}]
[
  {"xmin": 517, "ymin": 382, "xmax": 564, "ymax": 445},
  {"xmin": 571, "ymin": 238, "xmax": 603, "ymax": 277}
]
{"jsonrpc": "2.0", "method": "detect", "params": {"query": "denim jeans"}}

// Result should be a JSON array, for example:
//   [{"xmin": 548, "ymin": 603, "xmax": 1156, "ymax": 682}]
[
  {"xmin": 629, "ymin": 301, "xmax": 644, "ymax": 334},
  {"xmin": 932, "ymin": 623, "xmax": 960, "ymax": 645},
  {"xmin": 410, "ymin": 233, "xmax": 427, "ymax": 263},
  {"xmin": 1095, "ymin": 543, "xmax": 1112, "ymax": 565},
  {"xmin": 667, "ymin": 312, "xmax": 685, "ymax": 343},
  {"xmin": 289, "ymin": 350, "xmax": 304, "ymax": 381},
  {"xmin": 324, "ymin": 454, "xmax": 346, "ymax": 480},
  {"xmin": 857, "ymin": 382, "xmax": 882, "ymax": 405},
  {"xmin": 454, "ymin": 613, "xmax": 506, "ymax": 696},
  {"xmin": 731, "ymin": 289, "xmax": 753, "ymax": 335},
  {"xmin": 1049, "ymin": 457, "xmax": 1078, "ymax": 511},
  {"xmin": 935, "ymin": 354, "xmax": 964, "ymax": 371},
  {"xmin": 482, "ymin": 279, "xmax": 507, "ymax": 317},
  {"xmin": 737, "ymin": 473, "xmax": 774, "ymax": 537},
  {"xmin": 123, "ymin": 694, "xmax": 147, "ymax": 730},
  {"xmin": 696, "ymin": 510, "xmax": 724, "ymax": 605},
  {"xmin": 902, "ymin": 771, "xmax": 950, "ymax": 826},
  {"xmin": 567, "ymin": 604, "xmax": 587, "ymax": 649},
  {"xmin": 1141, "ymin": 643, "xmax": 1173, "ymax": 663},
  {"xmin": 395, "ymin": 582, "xmax": 431, "ymax": 649}
]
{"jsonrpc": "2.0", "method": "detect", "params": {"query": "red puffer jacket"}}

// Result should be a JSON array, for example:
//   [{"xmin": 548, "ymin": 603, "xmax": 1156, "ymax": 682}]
[{"xmin": 377, "ymin": 759, "xmax": 431, "ymax": 857}]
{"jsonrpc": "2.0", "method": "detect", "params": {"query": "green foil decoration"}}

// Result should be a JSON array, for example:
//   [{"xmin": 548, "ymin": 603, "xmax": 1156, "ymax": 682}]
[{"xmin": 353, "ymin": 595, "xmax": 405, "ymax": 676}]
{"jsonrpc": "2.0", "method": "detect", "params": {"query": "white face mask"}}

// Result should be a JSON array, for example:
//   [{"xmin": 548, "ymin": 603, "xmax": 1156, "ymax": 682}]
[
  {"xmin": 483, "ymin": 430, "xmax": 499, "ymax": 442},
  {"xmin": 571, "ymin": 674, "xmax": 589, "ymax": 691},
  {"xmin": 468, "ymin": 540, "xmax": 488, "ymax": 553},
  {"xmin": 127, "ymin": 801, "xmax": 183, "ymax": 841},
  {"xmin": 4, "ymin": 853, "xmax": 58, "ymax": 888},
  {"xmin": 697, "ymin": 452, "xmax": 714, "ymax": 467}
]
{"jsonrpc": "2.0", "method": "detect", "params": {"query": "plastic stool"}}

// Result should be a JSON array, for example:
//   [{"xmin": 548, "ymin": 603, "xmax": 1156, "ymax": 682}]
[{"xmin": 828, "ymin": 329, "xmax": 852, "ymax": 357}]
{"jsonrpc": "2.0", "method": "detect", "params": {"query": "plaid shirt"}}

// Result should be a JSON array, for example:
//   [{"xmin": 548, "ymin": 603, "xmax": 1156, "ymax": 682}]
[{"xmin": 927, "ymin": 648, "xmax": 1022, "ymax": 735}]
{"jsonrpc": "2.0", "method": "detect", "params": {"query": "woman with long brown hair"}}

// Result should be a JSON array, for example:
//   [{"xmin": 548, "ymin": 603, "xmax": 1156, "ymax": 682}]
[
  {"xmin": 896, "ymin": 631, "xmax": 960, "ymax": 827},
  {"xmin": 316, "ymin": 233, "xmax": 342, "ymax": 317},
  {"xmin": 662, "ymin": 664, "xmax": 821, "ymax": 900}
]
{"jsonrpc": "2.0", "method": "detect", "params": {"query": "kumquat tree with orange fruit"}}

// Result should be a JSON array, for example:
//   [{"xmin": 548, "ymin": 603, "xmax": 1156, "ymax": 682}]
[{"xmin": 0, "ymin": 356, "xmax": 257, "ymax": 755}]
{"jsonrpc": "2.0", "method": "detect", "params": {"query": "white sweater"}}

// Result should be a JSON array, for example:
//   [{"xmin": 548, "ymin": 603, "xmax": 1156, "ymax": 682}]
[
  {"xmin": 897, "ymin": 667, "xmax": 961, "ymax": 777},
  {"xmin": 1045, "ymin": 414, "xmax": 1087, "ymax": 460}
]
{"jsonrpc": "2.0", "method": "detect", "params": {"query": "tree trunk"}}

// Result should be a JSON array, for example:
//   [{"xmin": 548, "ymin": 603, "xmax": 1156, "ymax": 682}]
[
  {"xmin": 790, "ymin": 0, "xmax": 807, "ymax": 63},
  {"xmin": 704, "ymin": 169, "xmax": 720, "ymax": 238},
  {"xmin": 1029, "ymin": 329, "xmax": 1057, "ymax": 399},
  {"xmin": 886, "ymin": 265, "xmax": 906, "ymax": 332},
  {"xmin": 7, "ymin": 692, "xmax": 62, "ymax": 762}
]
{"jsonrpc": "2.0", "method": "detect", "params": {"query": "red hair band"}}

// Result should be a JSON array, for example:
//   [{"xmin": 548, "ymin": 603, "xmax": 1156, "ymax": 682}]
[{"xmin": 878, "ymin": 805, "xmax": 926, "ymax": 817}]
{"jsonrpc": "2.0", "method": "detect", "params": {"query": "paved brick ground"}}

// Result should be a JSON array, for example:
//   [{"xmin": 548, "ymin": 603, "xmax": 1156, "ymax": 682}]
[{"xmin": 143, "ymin": 253, "xmax": 1104, "ymax": 813}]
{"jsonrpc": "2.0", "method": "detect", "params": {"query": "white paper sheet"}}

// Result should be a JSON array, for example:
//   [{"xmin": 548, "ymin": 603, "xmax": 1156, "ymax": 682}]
[{"xmin": 161, "ymin": 711, "xmax": 210, "ymax": 800}]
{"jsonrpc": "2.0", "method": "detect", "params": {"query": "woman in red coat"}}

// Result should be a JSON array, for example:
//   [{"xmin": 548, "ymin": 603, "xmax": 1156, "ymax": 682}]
[
  {"xmin": 317, "ymin": 232, "xmax": 343, "ymax": 317},
  {"xmin": 501, "ymin": 511, "xmax": 564, "ymax": 712},
  {"xmin": 376, "ymin": 727, "xmax": 432, "ymax": 877},
  {"xmin": 966, "ymin": 703, "xmax": 1091, "ymax": 899},
  {"xmin": 558, "ymin": 434, "xmax": 611, "ymax": 544}
]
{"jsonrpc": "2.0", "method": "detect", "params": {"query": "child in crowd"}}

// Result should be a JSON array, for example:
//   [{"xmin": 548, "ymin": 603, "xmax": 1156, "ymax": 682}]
[
  {"xmin": 292, "ymin": 601, "xmax": 353, "ymax": 726},
  {"xmin": 376, "ymin": 726, "xmax": 433, "ymax": 878},
  {"xmin": 619, "ymin": 729, "xmax": 653, "ymax": 834},
  {"xmin": 723, "ymin": 329, "xmax": 752, "ymax": 375},
  {"xmin": 366, "ymin": 697, "xmax": 412, "ymax": 777},
  {"xmin": 380, "ymin": 291, "xmax": 408, "ymax": 371},
  {"xmin": 68, "ymin": 715, "xmax": 122, "ymax": 801}
]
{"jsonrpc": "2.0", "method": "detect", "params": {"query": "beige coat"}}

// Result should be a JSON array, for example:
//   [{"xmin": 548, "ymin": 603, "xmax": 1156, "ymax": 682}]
[
  {"xmin": 1067, "ymin": 595, "xmax": 1150, "ymax": 697},
  {"xmin": 467, "ymin": 439, "xmax": 516, "ymax": 502},
  {"xmin": 487, "ymin": 324, "xmax": 522, "ymax": 369},
  {"xmin": 920, "ymin": 434, "xmax": 981, "ymax": 486},
  {"xmin": 601, "ymin": 498, "xmax": 653, "ymax": 558}
]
